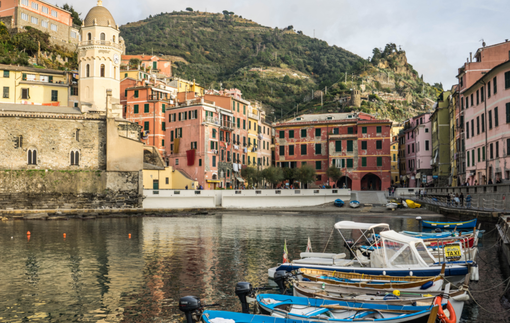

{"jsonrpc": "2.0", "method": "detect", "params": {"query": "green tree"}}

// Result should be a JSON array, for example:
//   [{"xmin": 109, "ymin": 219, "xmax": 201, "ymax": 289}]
[
  {"xmin": 296, "ymin": 164, "xmax": 316, "ymax": 187},
  {"xmin": 283, "ymin": 167, "xmax": 298, "ymax": 186},
  {"xmin": 129, "ymin": 58, "xmax": 141, "ymax": 68},
  {"xmin": 62, "ymin": 4, "xmax": 82, "ymax": 26},
  {"xmin": 186, "ymin": 7, "xmax": 193, "ymax": 12},
  {"xmin": 241, "ymin": 166, "xmax": 259, "ymax": 187},
  {"xmin": 262, "ymin": 166, "xmax": 284, "ymax": 188},
  {"xmin": 326, "ymin": 166, "xmax": 342, "ymax": 184}
]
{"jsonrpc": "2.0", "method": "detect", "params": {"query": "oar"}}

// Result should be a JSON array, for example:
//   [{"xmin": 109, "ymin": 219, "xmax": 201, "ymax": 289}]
[{"xmin": 320, "ymin": 304, "xmax": 419, "ymax": 314}]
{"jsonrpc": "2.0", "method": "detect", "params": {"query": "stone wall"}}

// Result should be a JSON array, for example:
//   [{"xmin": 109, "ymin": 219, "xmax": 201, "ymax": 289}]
[{"xmin": 0, "ymin": 170, "xmax": 142, "ymax": 209}]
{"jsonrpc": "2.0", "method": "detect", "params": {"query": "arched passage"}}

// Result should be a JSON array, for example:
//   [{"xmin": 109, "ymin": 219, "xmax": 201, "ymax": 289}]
[
  {"xmin": 361, "ymin": 173, "xmax": 382, "ymax": 191},
  {"xmin": 337, "ymin": 176, "xmax": 352, "ymax": 189}
]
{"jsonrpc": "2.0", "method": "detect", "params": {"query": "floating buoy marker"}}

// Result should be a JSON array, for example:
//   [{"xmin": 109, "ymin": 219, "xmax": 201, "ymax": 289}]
[
  {"xmin": 27, "ymin": 231, "xmax": 31, "ymax": 242},
  {"xmin": 27, "ymin": 231, "xmax": 31, "ymax": 235},
  {"xmin": 63, "ymin": 233, "xmax": 66, "ymax": 239},
  {"xmin": 128, "ymin": 233, "xmax": 131, "ymax": 239}
]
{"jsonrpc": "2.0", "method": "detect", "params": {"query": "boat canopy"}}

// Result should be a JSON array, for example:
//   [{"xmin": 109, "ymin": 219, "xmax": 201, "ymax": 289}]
[
  {"xmin": 334, "ymin": 221, "xmax": 390, "ymax": 231},
  {"xmin": 374, "ymin": 230, "xmax": 438, "ymax": 268}
]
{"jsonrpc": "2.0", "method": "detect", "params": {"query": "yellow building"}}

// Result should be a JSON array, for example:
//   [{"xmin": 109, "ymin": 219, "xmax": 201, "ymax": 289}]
[
  {"xmin": 449, "ymin": 86, "xmax": 458, "ymax": 187},
  {"xmin": 390, "ymin": 124, "xmax": 403, "ymax": 185},
  {"xmin": 170, "ymin": 78, "xmax": 204, "ymax": 97},
  {"xmin": 247, "ymin": 105, "xmax": 260, "ymax": 167},
  {"xmin": 0, "ymin": 64, "xmax": 70, "ymax": 107},
  {"xmin": 143, "ymin": 166, "xmax": 199, "ymax": 190},
  {"xmin": 121, "ymin": 69, "xmax": 151, "ymax": 81}
]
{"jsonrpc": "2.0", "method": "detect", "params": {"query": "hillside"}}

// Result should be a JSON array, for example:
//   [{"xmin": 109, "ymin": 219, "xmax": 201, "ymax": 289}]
[{"xmin": 120, "ymin": 11, "xmax": 439, "ymax": 122}]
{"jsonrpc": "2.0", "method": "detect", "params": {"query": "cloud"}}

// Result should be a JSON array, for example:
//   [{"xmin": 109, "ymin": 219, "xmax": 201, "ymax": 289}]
[{"xmin": 64, "ymin": 0, "xmax": 510, "ymax": 88}]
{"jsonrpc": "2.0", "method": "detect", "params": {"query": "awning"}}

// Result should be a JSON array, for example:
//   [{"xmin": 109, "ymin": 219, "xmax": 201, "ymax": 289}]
[
  {"xmin": 236, "ymin": 177, "xmax": 245, "ymax": 183},
  {"xmin": 206, "ymin": 180, "xmax": 221, "ymax": 183}
]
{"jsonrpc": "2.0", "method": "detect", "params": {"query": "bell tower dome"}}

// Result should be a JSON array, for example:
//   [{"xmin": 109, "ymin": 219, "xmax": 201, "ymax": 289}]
[{"xmin": 78, "ymin": 0, "xmax": 124, "ymax": 116}]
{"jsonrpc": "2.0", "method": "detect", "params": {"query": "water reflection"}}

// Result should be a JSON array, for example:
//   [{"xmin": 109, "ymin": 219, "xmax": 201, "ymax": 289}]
[{"xmin": 0, "ymin": 213, "xmax": 495, "ymax": 322}]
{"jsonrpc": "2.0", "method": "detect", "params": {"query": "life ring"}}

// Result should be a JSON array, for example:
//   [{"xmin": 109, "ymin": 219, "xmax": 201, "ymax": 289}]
[{"xmin": 434, "ymin": 296, "xmax": 456, "ymax": 323}]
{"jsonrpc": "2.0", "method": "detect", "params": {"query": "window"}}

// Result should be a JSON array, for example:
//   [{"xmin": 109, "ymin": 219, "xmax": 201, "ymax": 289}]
[
  {"xmin": 51, "ymin": 9, "xmax": 57, "ymax": 18},
  {"xmin": 482, "ymin": 147, "xmax": 485, "ymax": 161},
  {"xmin": 425, "ymin": 140, "xmax": 429, "ymax": 151},
  {"xmin": 481, "ymin": 114, "xmax": 484, "ymax": 133},
  {"xmin": 347, "ymin": 159, "xmax": 353, "ymax": 168},
  {"xmin": 376, "ymin": 126, "xmax": 382, "ymax": 133},
  {"xmin": 153, "ymin": 61, "xmax": 157, "ymax": 69},
  {"xmin": 289, "ymin": 145, "xmax": 294, "ymax": 155},
  {"xmin": 335, "ymin": 140, "xmax": 342, "ymax": 152},
  {"xmin": 175, "ymin": 159, "xmax": 179, "ymax": 166},
  {"xmin": 162, "ymin": 139, "xmax": 164, "ymax": 147},
  {"xmin": 51, "ymin": 90, "xmax": 58, "ymax": 102},
  {"xmin": 191, "ymin": 141, "xmax": 197, "ymax": 149},
  {"xmin": 506, "ymin": 72, "xmax": 510, "ymax": 89},
  {"xmin": 490, "ymin": 143, "xmax": 494, "ymax": 159},
  {"xmin": 315, "ymin": 128, "xmax": 321, "ymax": 137},
  {"xmin": 2, "ymin": 86, "xmax": 8, "ymax": 98},
  {"xmin": 315, "ymin": 143, "xmax": 322, "ymax": 154},
  {"xmin": 348, "ymin": 127, "xmax": 353, "ymax": 134},
  {"xmin": 361, "ymin": 141, "xmax": 367, "ymax": 150},
  {"xmin": 301, "ymin": 129, "xmax": 306, "ymax": 138},
  {"xmin": 42, "ymin": 6, "xmax": 48, "ymax": 14},
  {"xmin": 21, "ymin": 13, "xmax": 28, "ymax": 21},
  {"xmin": 315, "ymin": 161, "xmax": 321, "ymax": 170},
  {"xmin": 100, "ymin": 64, "xmax": 105, "ymax": 77},
  {"xmin": 144, "ymin": 122, "xmax": 149, "ymax": 131},
  {"xmin": 476, "ymin": 90, "xmax": 479, "ymax": 105},
  {"xmin": 21, "ymin": 88, "xmax": 29, "ymax": 99},
  {"xmin": 3, "ymin": 70, "xmax": 8, "ymax": 78},
  {"xmin": 86, "ymin": 64, "xmax": 90, "ymax": 77},
  {"xmin": 162, "ymin": 122, "xmax": 166, "ymax": 131},
  {"xmin": 494, "ymin": 76, "xmax": 498, "ymax": 94},
  {"xmin": 134, "ymin": 90, "xmax": 139, "ymax": 98},
  {"xmin": 496, "ymin": 141, "xmax": 499, "ymax": 158},
  {"xmin": 212, "ymin": 156, "xmax": 216, "ymax": 167},
  {"xmin": 27, "ymin": 149, "xmax": 37, "ymax": 165},
  {"xmin": 376, "ymin": 140, "xmax": 382, "ymax": 149},
  {"xmin": 377, "ymin": 157, "xmax": 382, "ymax": 167},
  {"xmin": 21, "ymin": 0, "xmax": 28, "ymax": 5},
  {"xmin": 361, "ymin": 157, "xmax": 367, "ymax": 167},
  {"xmin": 472, "ymin": 150, "xmax": 475, "ymax": 166},
  {"xmin": 279, "ymin": 130, "xmax": 285, "ymax": 138},
  {"xmin": 144, "ymin": 104, "xmax": 149, "ymax": 113},
  {"xmin": 71, "ymin": 87, "xmax": 78, "ymax": 96},
  {"xmin": 477, "ymin": 147, "xmax": 480, "ymax": 162},
  {"xmin": 301, "ymin": 144, "xmax": 307, "ymax": 155},
  {"xmin": 362, "ymin": 127, "xmax": 367, "ymax": 134},
  {"xmin": 134, "ymin": 104, "xmax": 139, "ymax": 114},
  {"xmin": 461, "ymin": 97, "xmax": 464, "ymax": 109},
  {"xmin": 471, "ymin": 119, "xmax": 474, "ymax": 137},
  {"xmin": 495, "ymin": 107, "xmax": 499, "ymax": 126},
  {"xmin": 279, "ymin": 145, "xmax": 284, "ymax": 156},
  {"xmin": 289, "ymin": 130, "xmax": 294, "ymax": 138},
  {"xmin": 162, "ymin": 104, "xmax": 166, "ymax": 113},
  {"xmin": 489, "ymin": 110, "xmax": 493, "ymax": 129},
  {"xmin": 243, "ymin": 120, "xmax": 246, "ymax": 129},
  {"xmin": 70, "ymin": 151, "xmax": 80, "ymax": 166},
  {"xmin": 347, "ymin": 140, "xmax": 353, "ymax": 152},
  {"xmin": 31, "ymin": 17, "xmax": 38, "ymax": 24},
  {"xmin": 50, "ymin": 24, "xmax": 57, "ymax": 32}
]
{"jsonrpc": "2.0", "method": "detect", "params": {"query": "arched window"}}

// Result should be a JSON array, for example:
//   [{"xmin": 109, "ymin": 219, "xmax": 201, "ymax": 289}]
[
  {"xmin": 100, "ymin": 33, "xmax": 105, "ymax": 41},
  {"xmin": 112, "ymin": 35, "xmax": 115, "ymax": 43},
  {"xmin": 87, "ymin": 32, "xmax": 91, "ymax": 41},
  {"xmin": 86, "ymin": 64, "xmax": 90, "ymax": 77},
  {"xmin": 100, "ymin": 64, "xmax": 105, "ymax": 77},
  {"xmin": 28, "ymin": 149, "xmax": 37, "ymax": 165},
  {"xmin": 70, "ymin": 150, "xmax": 80, "ymax": 166}
]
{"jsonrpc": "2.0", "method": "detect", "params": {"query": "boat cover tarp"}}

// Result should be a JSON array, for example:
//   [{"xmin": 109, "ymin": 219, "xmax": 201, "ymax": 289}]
[{"xmin": 334, "ymin": 221, "xmax": 390, "ymax": 231}]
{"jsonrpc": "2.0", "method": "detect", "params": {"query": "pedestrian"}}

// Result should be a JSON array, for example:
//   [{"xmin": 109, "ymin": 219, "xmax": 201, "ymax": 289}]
[
  {"xmin": 185, "ymin": 185, "xmax": 188, "ymax": 190},
  {"xmin": 459, "ymin": 192, "xmax": 464, "ymax": 206},
  {"xmin": 454, "ymin": 193, "xmax": 460, "ymax": 207},
  {"xmin": 466, "ymin": 194, "xmax": 472, "ymax": 208}
]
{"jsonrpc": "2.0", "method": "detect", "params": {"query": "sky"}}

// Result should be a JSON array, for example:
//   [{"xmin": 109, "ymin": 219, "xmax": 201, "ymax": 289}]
[{"xmin": 62, "ymin": 0, "xmax": 510, "ymax": 88}]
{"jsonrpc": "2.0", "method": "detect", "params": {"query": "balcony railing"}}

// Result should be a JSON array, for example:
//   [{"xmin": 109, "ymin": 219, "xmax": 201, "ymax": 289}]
[
  {"xmin": 248, "ymin": 112, "xmax": 260, "ymax": 120},
  {"xmin": 205, "ymin": 116, "xmax": 220, "ymax": 125},
  {"xmin": 79, "ymin": 40, "xmax": 124, "ymax": 50},
  {"xmin": 220, "ymin": 120, "xmax": 234, "ymax": 130}
]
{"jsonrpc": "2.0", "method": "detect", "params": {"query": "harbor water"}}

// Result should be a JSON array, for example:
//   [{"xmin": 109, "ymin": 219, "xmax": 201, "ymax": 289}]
[{"xmin": 0, "ymin": 212, "xmax": 508, "ymax": 322}]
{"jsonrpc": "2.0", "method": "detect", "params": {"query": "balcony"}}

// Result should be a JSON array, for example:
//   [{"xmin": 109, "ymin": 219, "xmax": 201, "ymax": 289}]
[
  {"xmin": 220, "ymin": 120, "xmax": 234, "ymax": 130},
  {"xmin": 79, "ymin": 40, "xmax": 124, "ymax": 50},
  {"xmin": 204, "ymin": 116, "xmax": 221, "ymax": 126},
  {"xmin": 248, "ymin": 112, "xmax": 260, "ymax": 120}
]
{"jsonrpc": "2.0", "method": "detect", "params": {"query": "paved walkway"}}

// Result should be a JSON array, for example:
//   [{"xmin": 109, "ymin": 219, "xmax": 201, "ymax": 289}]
[{"xmin": 351, "ymin": 191, "xmax": 388, "ymax": 205}]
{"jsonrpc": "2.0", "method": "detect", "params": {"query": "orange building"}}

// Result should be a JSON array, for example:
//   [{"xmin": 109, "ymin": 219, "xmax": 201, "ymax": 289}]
[{"xmin": 121, "ymin": 54, "xmax": 172, "ymax": 78}]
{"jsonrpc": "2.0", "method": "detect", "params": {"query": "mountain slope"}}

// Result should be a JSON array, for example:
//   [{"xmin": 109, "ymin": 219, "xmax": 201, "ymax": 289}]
[{"xmin": 120, "ymin": 11, "xmax": 438, "ymax": 122}]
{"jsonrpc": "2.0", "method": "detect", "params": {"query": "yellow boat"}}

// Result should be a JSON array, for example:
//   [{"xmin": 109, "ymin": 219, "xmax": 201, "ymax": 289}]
[{"xmin": 406, "ymin": 199, "xmax": 421, "ymax": 209}]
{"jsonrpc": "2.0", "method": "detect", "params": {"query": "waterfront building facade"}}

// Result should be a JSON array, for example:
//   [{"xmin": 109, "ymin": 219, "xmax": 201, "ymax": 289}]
[
  {"xmin": 430, "ymin": 91, "xmax": 451, "ymax": 187},
  {"xmin": 390, "ymin": 125, "xmax": 402, "ymax": 185},
  {"xmin": 275, "ymin": 113, "xmax": 392, "ymax": 190},
  {"xmin": 414, "ymin": 113, "xmax": 433, "ymax": 186}
]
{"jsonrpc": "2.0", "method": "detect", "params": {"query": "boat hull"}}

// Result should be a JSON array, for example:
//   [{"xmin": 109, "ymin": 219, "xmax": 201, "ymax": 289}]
[{"xmin": 422, "ymin": 219, "xmax": 477, "ymax": 229}]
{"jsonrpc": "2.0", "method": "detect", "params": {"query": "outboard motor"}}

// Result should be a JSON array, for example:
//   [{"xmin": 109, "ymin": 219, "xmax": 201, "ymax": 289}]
[
  {"xmin": 235, "ymin": 282, "xmax": 253, "ymax": 314},
  {"xmin": 273, "ymin": 270, "xmax": 289, "ymax": 294},
  {"xmin": 434, "ymin": 228, "xmax": 442, "ymax": 233},
  {"xmin": 179, "ymin": 296, "xmax": 202, "ymax": 323}
]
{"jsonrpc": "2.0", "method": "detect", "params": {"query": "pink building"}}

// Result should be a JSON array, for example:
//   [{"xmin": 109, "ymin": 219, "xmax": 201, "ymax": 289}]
[
  {"xmin": 462, "ymin": 60, "xmax": 510, "ymax": 185},
  {"xmin": 398, "ymin": 113, "xmax": 432, "ymax": 187}
]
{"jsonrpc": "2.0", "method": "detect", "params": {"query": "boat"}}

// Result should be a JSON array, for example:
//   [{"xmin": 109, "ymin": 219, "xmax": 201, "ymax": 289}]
[
  {"xmin": 402, "ymin": 231, "xmax": 456, "ymax": 239},
  {"xmin": 292, "ymin": 281, "xmax": 468, "ymax": 322},
  {"xmin": 268, "ymin": 221, "xmax": 477, "ymax": 285},
  {"xmin": 405, "ymin": 200, "xmax": 421, "ymax": 208},
  {"xmin": 256, "ymin": 294, "xmax": 441, "ymax": 323},
  {"xmin": 387, "ymin": 202, "xmax": 398, "ymax": 210},
  {"xmin": 349, "ymin": 200, "xmax": 361, "ymax": 208},
  {"xmin": 334, "ymin": 199, "xmax": 345, "ymax": 207},
  {"xmin": 298, "ymin": 266, "xmax": 445, "ymax": 292},
  {"xmin": 421, "ymin": 219, "xmax": 477, "ymax": 229},
  {"xmin": 402, "ymin": 200, "xmax": 408, "ymax": 208}
]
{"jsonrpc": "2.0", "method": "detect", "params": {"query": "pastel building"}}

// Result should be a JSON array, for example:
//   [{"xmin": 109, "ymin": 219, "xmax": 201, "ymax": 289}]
[
  {"xmin": 275, "ymin": 113, "xmax": 392, "ymax": 190},
  {"xmin": 430, "ymin": 91, "xmax": 451, "ymax": 187},
  {"xmin": 121, "ymin": 54, "xmax": 172, "ymax": 77}
]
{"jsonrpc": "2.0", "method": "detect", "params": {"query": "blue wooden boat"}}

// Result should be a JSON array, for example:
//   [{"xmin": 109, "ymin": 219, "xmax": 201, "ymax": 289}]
[
  {"xmin": 255, "ymin": 294, "xmax": 439, "ymax": 323},
  {"xmin": 349, "ymin": 200, "xmax": 361, "ymax": 208},
  {"xmin": 421, "ymin": 219, "xmax": 477, "ymax": 229},
  {"xmin": 334, "ymin": 199, "xmax": 345, "ymax": 207},
  {"xmin": 402, "ymin": 231, "xmax": 454, "ymax": 239}
]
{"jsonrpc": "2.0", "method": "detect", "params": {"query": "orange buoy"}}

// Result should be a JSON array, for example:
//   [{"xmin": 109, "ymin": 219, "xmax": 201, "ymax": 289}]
[
  {"xmin": 27, "ymin": 231, "xmax": 31, "ymax": 235},
  {"xmin": 63, "ymin": 233, "xmax": 66, "ymax": 239},
  {"xmin": 128, "ymin": 233, "xmax": 131, "ymax": 239}
]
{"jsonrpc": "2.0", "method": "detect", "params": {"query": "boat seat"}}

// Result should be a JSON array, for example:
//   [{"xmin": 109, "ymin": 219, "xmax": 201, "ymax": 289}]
[{"xmin": 300, "ymin": 252, "xmax": 346, "ymax": 259}]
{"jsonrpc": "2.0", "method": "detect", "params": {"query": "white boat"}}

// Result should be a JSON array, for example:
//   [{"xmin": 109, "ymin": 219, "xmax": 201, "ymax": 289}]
[
  {"xmin": 386, "ymin": 202, "xmax": 398, "ymax": 210},
  {"xmin": 268, "ymin": 221, "xmax": 477, "ymax": 285},
  {"xmin": 350, "ymin": 200, "xmax": 361, "ymax": 208}
]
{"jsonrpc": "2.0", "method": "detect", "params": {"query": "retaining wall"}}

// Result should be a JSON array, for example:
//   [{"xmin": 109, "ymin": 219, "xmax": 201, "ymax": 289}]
[{"xmin": 143, "ymin": 189, "xmax": 351, "ymax": 209}]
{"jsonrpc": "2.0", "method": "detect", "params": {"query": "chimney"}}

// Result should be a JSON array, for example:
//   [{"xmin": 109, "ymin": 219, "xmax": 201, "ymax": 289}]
[{"xmin": 470, "ymin": 52, "xmax": 472, "ymax": 62}]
